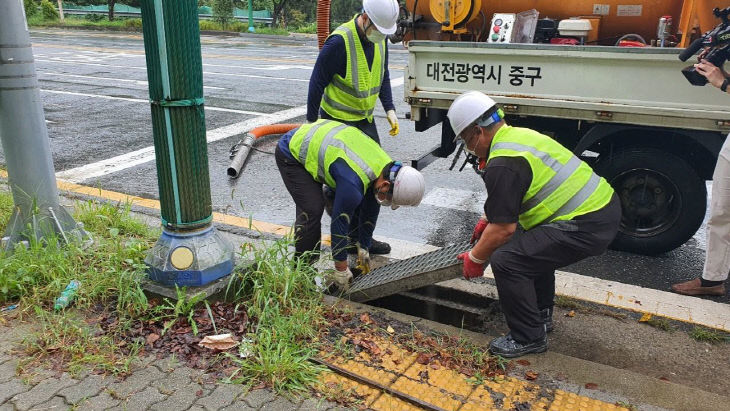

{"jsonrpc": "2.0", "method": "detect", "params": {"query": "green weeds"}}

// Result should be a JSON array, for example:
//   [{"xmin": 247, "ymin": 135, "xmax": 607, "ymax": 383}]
[
  {"xmin": 0, "ymin": 190, "xmax": 329, "ymax": 394},
  {"xmin": 689, "ymin": 326, "xmax": 729, "ymax": 344},
  {"xmin": 226, "ymin": 242, "xmax": 325, "ymax": 394}
]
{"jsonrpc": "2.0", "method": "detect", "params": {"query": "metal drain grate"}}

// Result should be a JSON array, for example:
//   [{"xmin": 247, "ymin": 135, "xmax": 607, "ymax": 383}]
[{"xmin": 344, "ymin": 242, "xmax": 472, "ymax": 302}]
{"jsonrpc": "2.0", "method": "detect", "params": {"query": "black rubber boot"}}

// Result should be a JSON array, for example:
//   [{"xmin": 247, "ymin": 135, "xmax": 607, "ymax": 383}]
[
  {"xmin": 541, "ymin": 307, "xmax": 554, "ymax": 333},
  {"xmin": 348, "ymin": 238, "xmax": 391, "ymax": 255},
  {"xmin": 488, "ymin": 334, "xmax": 548, "ymax": 358}
]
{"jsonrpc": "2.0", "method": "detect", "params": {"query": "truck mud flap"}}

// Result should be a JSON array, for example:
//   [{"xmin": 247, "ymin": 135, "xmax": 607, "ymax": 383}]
[{"xmin": 344, "ymin": 242, "xmax": 471, "ymax": 303}]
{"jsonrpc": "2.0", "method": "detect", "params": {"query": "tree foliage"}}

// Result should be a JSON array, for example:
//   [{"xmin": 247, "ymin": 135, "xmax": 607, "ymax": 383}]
[
  {"xmin": 24, "ymin": 0, "xmax": 38, "ymax": 17},
  {"xmin": 212, "ymin": 0, "xmax": 234, "ymax": 28},
  {"xmin": 40, "ymin": 0, "xmax": 59, "ymax": 20}
]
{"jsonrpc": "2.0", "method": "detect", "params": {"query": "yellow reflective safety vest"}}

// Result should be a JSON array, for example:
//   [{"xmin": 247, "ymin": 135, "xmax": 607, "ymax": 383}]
[
  {"xmin": 288, "ymin": 120, "xmax": 392, "ymax": 191},
  {"xmin": 321, "ymin": 18, "xmax": 384, "ymax": 123},
  {"xmin": 487, "ymin": 126, "xmax": 615, "ymax": 230}
]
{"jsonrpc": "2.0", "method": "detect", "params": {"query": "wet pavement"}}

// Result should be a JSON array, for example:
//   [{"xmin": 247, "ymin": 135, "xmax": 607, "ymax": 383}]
[{"xmin": 1, "ymin": 28, "xmax": 725, "ymax": 304}]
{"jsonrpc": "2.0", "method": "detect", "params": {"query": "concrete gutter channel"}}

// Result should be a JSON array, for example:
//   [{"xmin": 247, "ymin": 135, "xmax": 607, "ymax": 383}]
[{"xmin": 2, "ymin": 174, "xmax": 729, "ymax": 410}]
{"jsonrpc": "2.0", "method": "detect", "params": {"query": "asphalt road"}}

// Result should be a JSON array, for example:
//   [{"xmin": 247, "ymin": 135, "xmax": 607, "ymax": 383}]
[{"xmin": 2, "ymin": 28, "xmax": 725, "ymax": 303}]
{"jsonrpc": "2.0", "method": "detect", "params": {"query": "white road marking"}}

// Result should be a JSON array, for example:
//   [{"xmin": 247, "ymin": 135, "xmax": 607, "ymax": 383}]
[
  {"xmin": 55, "ymin": 105, "xmax": 307, "ymax": 183},
  {"xmin": 39, "ymin": 71, "xmax": 226, "ymax": 90},
  {"xmin": 421, "ymin": 187, "xmax": 486, "ymax": 214},
  {"xmin": 35, "ymin": 59, "xmax": 311, "ymax": 82},
  {"xmin": 41, "ymin": 89, "xmax": 264, "ymax": 116}
]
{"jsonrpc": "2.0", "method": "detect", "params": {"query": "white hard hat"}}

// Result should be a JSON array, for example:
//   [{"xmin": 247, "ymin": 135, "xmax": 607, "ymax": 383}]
[
  {"xmin": 447, "ymin": 91, "xmax": 497, "ymax": 140},
  {"xmin": 390, "ymin": 165, "xmax": 425, "ymax": 210},
  {"xmin": 362, "ymin": 0, "xmax": 399, "ymax": 35}
]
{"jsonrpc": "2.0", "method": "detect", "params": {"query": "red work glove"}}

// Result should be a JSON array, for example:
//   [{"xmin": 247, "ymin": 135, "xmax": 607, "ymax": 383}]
[
  {"xmin": 470, "ymin": 218, "xmax": 488, "ymax": 244},
  {"xmin": 457, "ymin": 251, "xmax": 486, "ymax": 279}
]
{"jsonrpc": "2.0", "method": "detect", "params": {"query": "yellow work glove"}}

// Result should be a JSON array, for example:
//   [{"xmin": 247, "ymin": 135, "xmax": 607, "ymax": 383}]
[
  {"xmin": 356, "ymin": 245, "xmax": 372, "ymax": 275},
  {"xmin": 386, "ymin": 110, "xmax": 399, "ymax": 136}
]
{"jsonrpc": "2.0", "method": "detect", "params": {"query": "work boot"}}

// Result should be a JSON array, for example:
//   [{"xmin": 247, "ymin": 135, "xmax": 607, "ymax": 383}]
[
  {"xmin": 348, "ymin": 239, "xmax": 391, "ymax": 255},
  {"xmin": 671, "ymin": 278, "xmax": 726, "ymax": 296},
  {"xmin": 488, "ymin": 334, "xmax": 548, "ymax": 358},
  {"xmin": 540, "ymin": 307, "xmax": 554, "ymax": 333},
  {"xmin": 369, "ymin": 239, "xmax": 391, "ymax": 255}
]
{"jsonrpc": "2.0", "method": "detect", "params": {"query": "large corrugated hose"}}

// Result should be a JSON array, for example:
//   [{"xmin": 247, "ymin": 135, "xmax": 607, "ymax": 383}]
[
  {"xmin": 316, "ymin": 0, "xmax": 332, "ymax": 49},
  {"xmin": 227, "ymin": 124, "xmax": 300, "ymax": 178}
]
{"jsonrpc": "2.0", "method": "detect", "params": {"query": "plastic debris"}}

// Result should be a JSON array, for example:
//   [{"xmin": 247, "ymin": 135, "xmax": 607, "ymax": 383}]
[
  {"xmin": 198, "ymin": 333, "xmax": 238, "ymax": 351},
  {"xmin": 54, "ymin": 280, "xmax": 80, "ymax": 310},
  {"xmin": 0, "ymin": 304, "xmax": 17, "ymax": 312}
]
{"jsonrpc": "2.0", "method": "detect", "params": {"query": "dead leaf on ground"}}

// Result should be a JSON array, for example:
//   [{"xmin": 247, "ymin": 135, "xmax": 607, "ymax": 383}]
[
  {"xmin": 360, "ymin": 313, "xmax": 373, "ymax": 325},
  {"xmin": 198, "ymin": 333, "xmax": 238, "ymax": 351},
  {"xmin": 566, "ymin": 310, "xmax": 576, "ymax": 317},
  {"xmin": 386, "ymin": 325, "xmax": 395, "ymax": 334},
  {"xmin": 146, "ymin": 333, "xmax": 160, "ymax": 345},
  {"xmin": 516, "ymin": 359, "xmax": 530, "ymax": 366},
  {"xmin": 525, "ymin": 371, "xmax": 539, "ymax": 381},
  {"xmin": 416, "ymin": 353, "xmax": 432, "ymax": 365},
  {"xmin": 584, "ymin": 383, "xmax": 598, "ymax": 390},
  {"xmin": 659, "ymin": 376, "xmax": 670, "ymax": 382},
  {"xmin": 430, "ymin": 362, "xmax": 441, "ymax": 370}
]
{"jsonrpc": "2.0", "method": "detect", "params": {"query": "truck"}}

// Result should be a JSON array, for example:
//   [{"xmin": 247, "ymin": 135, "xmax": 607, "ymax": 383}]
[{"xmin": 392, "ymin": 0, "xmax": 730, "ymax": 255}]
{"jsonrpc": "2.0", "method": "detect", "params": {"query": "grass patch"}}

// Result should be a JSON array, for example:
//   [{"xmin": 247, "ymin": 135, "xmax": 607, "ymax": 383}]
[
  {"xmin": 642, "ymin": 317, "xmax": 675, "ymax": 332},
  {"xmin": 226, "ymin": 242, "xmax": 326, "ymax": 394},
  {"xmin": 0, "ymin": 190, "xmax": 13, "ymax": 234},
  {"xmin": 554, "ymin": 295, "xmax": 582, "ymax": 310},
  {"xmin": 0, "ymin": 192, "xmax": 329, "ymax": 395},
  {"xmin": 689, "ymin": 326, "xmax": 729, "ymax": 344},
  {"xmin": 0, "ymin": 200, "xmax": 156, "ymax": 314}
]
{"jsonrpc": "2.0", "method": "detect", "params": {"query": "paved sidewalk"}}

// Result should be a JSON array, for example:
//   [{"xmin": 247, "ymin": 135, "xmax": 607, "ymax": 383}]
[{"xmin": 0, "ymin": 323, "xmax": 340, "ymax": 411}]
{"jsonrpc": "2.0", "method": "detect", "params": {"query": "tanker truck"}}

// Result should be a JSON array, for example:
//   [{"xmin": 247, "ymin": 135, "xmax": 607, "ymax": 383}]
[{"xmin": 387, "ymin": 0, "xmax": 730, "ymax": 255}]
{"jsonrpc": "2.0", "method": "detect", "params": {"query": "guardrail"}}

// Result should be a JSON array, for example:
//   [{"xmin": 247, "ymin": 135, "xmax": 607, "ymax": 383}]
[{"xmin": 61, "ymin": 10, "xmax": 274, "ymax": 26}]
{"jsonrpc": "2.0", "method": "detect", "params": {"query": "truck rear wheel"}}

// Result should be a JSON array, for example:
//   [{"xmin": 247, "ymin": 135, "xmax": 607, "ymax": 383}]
[{"xmin": 594, "ymin": 148, "xmax": 706, "ymax": 255}]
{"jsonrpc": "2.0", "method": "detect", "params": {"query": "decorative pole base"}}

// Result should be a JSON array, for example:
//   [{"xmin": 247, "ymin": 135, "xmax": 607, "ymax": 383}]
[{"xmin": 145, "ymin": 225, "xmax": 234, "ymax": 287}]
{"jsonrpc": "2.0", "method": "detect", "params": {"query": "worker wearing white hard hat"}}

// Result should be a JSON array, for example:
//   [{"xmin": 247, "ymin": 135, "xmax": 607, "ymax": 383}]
[
  {"xmin": 275, "ymin": 119, "xmax": 425, "ymax": 290},
  {"xmin": 307, "ymin": 0, "xmax": 401, "ymax": 257},
  {"xmin": 447, "ymin": 91, "xmax": 621, "ymax": 358}
]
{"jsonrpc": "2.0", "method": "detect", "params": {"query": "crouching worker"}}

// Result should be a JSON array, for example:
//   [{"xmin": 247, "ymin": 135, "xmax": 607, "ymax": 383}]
[
  {"xmin": 447, "ymin": 91, "xmax": 621, "ymax": 358},
  {"xmin": 275, "ymin": 119, "xmax": 426, "ymax": 290}
]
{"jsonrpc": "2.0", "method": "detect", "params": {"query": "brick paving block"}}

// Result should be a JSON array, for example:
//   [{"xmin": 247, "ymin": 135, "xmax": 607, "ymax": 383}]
[
  {"xmin": 78, "ymin": 391, "xmax": 120, "ymax": 410},
  {"xmin": 109, "ymin": 386, "xmax": 167, "ymax": 411},
  {"xmin": 0, "ymin": 360, "xmax": 18, "ymax": 383},
  {"xmin": 0, "ymin": 380, "xmax": 30, "ymax": 404},
  {"xmin": 152, "ymin": 366, "xmax": 194, "ymax": 393},
  {"xmin": 150, "ymin": 382, "xmax": 209, "ymax": 411},
  {"xmin": 241, "ymin": 388, "xmax": 276, "ymax": 409},
  {"xmin": 28, "ymin": 395, "xmax": 67, "ymax": 411},
  {"xmin": 220, "ymin": 399, "xmax": 256, "ymax": 411},
  {"xmin": 58, "ymin": 374, "xmax": 110, "ymax": 405},
  {"xmin": 11, "ymin": 373, "xmax": 76, "ymax": 411},
  {"xmin": 195, "ymin": 384, "xmax": 244, "ymax": 411},
  {"xmin": 106, "ymin": 364, "xmax": 164, "ymax": 398},
  {"xmin": 260, "ymin": 396, "xmax": 301, "ymax": 411},
  {"xmin": 298, "ymin": 398, "xmax": 334, "ymax": 410}
]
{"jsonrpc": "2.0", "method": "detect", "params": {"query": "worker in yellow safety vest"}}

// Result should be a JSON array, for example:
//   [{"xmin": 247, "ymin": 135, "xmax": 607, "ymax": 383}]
[
  {"xmin": 447, "ymin": 91, "xmax": 621, "ymax": 358},
  {"xmin": 275, "ymin": 119, "xmax": 425, "ymax": 290},
  {"xmin": 307, "ymin": 0, "xmax": 401, "ymax": 256}
]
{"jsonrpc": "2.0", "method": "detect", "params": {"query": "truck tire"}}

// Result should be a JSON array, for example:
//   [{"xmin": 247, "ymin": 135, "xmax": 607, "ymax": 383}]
[{"xmin": 593, "ymin": 147, "xmax": 706, "ymax": 255}]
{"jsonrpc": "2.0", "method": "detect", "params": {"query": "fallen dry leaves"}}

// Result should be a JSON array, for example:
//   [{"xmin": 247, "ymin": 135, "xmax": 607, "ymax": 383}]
[
  {"xmin": 525, "ymin": 371, "xmax": 539, "ymax": 380},
  {"xmin": 198, "ymin": 334, "xmax": 238, "ymax": 351}
]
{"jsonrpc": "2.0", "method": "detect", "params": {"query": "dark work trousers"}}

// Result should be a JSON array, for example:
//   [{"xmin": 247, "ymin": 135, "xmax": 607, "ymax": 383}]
[
  {"xmin": 320, "ymin": 111, "xmax": 381, "ymax": 249},
  {"xmin": 275, "ymin": 146, "xmax": 324, "ymax": 262},
  {"xmin": 490, "ymin": 194, "xmax": 622, "ymax": 344}
]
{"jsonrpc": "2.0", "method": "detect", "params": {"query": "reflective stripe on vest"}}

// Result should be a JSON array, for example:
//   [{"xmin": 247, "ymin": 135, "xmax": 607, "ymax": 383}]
[
  {"xmin": 488, "ymin": 126, "xmax": 614, "ymax": 230},
  {"xmin": 288, "ymin": 119, "xmax": 391, "ymax": 191},
  {"xmin": 321, "ymin": 18, "xmax": 384, "ymax": 122}
]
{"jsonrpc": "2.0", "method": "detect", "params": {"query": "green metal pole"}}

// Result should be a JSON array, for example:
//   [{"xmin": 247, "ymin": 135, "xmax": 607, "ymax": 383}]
[
  {"xmin": 248, "ymin": 0, "xmax": 255, "ymax": 32},
  {"xmin": 140, "ymin": 0, "xmax": 233, "ymax": 287}
]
